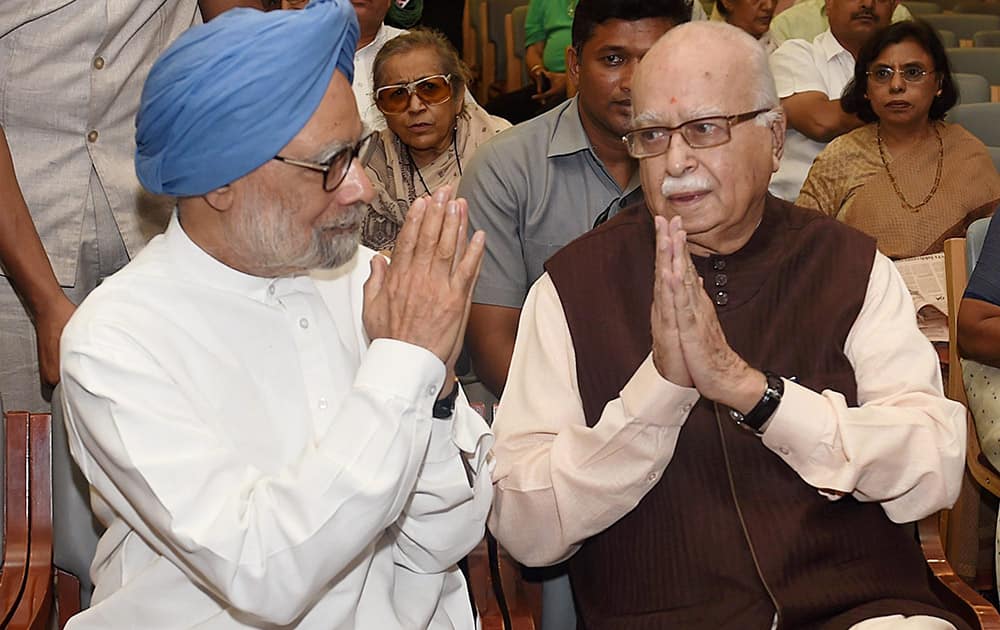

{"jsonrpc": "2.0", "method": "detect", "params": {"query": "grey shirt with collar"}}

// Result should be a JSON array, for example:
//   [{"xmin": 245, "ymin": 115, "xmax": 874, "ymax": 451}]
[{"xmin": 460, "ymin": 97, "xmax": 642, "ymax": 309}]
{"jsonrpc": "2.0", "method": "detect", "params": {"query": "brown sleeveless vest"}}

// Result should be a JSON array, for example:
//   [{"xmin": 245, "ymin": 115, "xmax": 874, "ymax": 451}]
[{"xmin": 544, "ymin": 196, "xmax": 966, "ymax": 630}]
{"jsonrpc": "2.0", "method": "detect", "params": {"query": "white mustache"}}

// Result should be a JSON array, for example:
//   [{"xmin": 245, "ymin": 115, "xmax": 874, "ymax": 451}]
[{"xmin": 660, "ymin": 175, "xmax": 714, "ymax": 198}]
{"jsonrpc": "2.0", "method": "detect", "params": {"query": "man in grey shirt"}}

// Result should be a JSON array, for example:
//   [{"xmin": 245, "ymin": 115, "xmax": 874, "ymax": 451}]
[{"xmin": 460, "ymin": 0, "xmax": 690, "ymax": 398}]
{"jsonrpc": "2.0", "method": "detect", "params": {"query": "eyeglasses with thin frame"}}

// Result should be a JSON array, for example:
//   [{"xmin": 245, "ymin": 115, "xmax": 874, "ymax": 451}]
[
  {"xmin": 622, "ymin": 109, "xmax": 770, "ymax": 159},
  {"xmin": 272, "ymin": 131, "xmax": 378, "ymax": 192},
  {"xmin": 375, "ymin": 74, "xmax": 453, "ymax": 115},
  {"xmin": 866, "ymin": 65, "xmax": 935, "ymax": 85}
]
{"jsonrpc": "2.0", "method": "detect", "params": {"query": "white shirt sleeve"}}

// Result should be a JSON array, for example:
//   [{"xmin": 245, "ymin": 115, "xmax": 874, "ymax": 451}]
[
  {"xmin": 488, "ymin": 274, "xmax": 700, "ymax": 567},
  {"xmin": 770, "ymin": 39, "xmax": 827, "ymax": 98},
  {"xmin": 61, "ymin": 330, "xmax": 478, "ymax": 626},
  {"xmin": 760, "ymin": 251, "xmax": 966, "ymax": 523}
]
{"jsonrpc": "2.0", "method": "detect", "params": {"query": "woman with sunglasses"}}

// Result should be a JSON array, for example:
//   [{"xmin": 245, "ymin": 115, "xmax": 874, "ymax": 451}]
[
  {"xmin": 362, "ymin": 28, "xmax": 510, "ymax": 252},
  {"xmin": 797, "ymin": 20, "xmax": 1000, "ymax": 259}
]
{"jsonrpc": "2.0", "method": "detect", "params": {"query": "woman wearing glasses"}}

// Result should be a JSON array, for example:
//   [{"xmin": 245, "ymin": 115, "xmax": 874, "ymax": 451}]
[
  {"xmin": 797, "ymin": 20, "xmax": 1000, "ymax": 259},
  {"xmin": 362, "ymin": 29, "xmax": 510, "ymax": 252}
]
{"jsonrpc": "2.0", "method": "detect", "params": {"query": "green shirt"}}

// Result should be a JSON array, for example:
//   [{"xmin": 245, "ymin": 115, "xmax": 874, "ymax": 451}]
[{"xmin": 524, "ymin": 0, "xmax": 573, "ymax": 73}]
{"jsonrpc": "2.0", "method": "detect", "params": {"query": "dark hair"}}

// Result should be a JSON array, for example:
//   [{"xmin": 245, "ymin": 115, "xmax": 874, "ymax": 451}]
[
  {"xmin": 571, "ymin": 0, "xmax": 692, "ymax": 50},
  {"xmin": 372, "ymin": 27, "xmax": 471, "ymax": 95},
  {"xmin": 841, "ymin": 20, "xmax": 958, "ymax": 123},
  {"xmin": 715, "ymin": 0, "xmax": 733, "ymax": 18}
]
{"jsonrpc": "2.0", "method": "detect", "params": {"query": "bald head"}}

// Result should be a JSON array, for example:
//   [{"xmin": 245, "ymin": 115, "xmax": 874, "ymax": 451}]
[
  {"xmin": 628, "ymin": 21, "xmax": 786, "ymax": 257},
  {"xmin": 633, "ymin": 21, "xmax": 776, "ymax": 129}
]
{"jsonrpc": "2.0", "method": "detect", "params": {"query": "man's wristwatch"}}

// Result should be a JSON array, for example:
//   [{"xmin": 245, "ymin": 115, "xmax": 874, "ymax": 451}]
[
  {"xmin": 432, "ymin": 380, "xmax": 459, "ymax": 419},
  {"xmin": 729, "ymin": 371, "xmax": 784, "ymax": 436}
]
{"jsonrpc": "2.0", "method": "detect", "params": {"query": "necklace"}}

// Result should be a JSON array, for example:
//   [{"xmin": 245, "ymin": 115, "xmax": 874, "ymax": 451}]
[
  {"xmin": 875, "ymin": 122, "xmax": 943, "ymax": 211},
  {"xmin": 405, "ymin": 127, "xmax": 462, "ymax": 198}
]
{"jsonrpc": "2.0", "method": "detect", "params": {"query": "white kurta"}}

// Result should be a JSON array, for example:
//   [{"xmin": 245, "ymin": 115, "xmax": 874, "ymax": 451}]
[{"xmin": 60, "ymin": 215, "xmax": 493, "ymax": 629}]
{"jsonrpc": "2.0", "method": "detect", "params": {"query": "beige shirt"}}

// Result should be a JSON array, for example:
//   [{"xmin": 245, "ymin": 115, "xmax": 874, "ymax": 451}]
[
  {"xmin": 489, "ymin": 251, "xmax": 966, "ymax": 567},
  {"xmin": 0, "ymin": 1, "xmax": 198, "ymax": 285}
]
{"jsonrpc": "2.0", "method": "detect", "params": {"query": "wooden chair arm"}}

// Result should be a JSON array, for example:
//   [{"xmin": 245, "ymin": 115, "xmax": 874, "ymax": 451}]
[
  {"xmin": 55, "ymin": 569, "xmax": 81, "ymax": 629},
  {"xmin": 919, "ymin": 514, "xmax": 1000, "ymax": 629},
  {"xmin": 468, "ymin": 536, "xmax": 540, "ymax": 630},
  {"xmin": 0, "ymin": 411, "xmax": 32, "ymax": 626},
  {"xmin": 8, "ymin": 413, "xmax": 54, "ymax": 629}
]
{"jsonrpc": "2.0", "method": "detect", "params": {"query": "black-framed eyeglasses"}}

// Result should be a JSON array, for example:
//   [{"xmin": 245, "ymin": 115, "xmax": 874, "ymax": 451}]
[
  {"xmin": 866, "ymin": 65, "xmax": 935, "ymax": 85},
  {"xmin": 375, "ymin": 74, "xmax": 453, "ymax": 115},
  {"xmin": 622, "ymin": 109, "xmax": 771, "ymax": 158},
  {"xmin": 272, "ymin": 131, "xmax": 377, "ymax": 192}
]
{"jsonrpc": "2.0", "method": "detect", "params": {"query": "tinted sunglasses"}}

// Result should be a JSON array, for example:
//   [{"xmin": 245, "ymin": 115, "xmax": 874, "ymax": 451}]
[{"xmin": 375, "ymin": 74, "xmax": 453, "ymax": 115}]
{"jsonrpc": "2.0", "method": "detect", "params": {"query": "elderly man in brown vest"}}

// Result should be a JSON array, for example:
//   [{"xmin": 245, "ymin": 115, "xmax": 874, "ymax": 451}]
[{"xmin": 489, "ymin": 20, "xmax": 968, "ymax": 630}]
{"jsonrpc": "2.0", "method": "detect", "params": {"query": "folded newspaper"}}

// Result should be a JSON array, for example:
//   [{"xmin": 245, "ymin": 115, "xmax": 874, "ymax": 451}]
[{"xmin": 894, "ymin": 252, "xmax": 948, "ymax": 343}]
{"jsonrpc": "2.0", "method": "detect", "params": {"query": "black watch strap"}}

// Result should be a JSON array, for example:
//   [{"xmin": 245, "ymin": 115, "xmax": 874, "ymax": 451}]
[
  {"xmin": 729, "ymin": 371, "xmax": 784, "ymax": 435},
  {"xmin": 432, "ymin": 380, "xmax": 460, "ymax": 419}
]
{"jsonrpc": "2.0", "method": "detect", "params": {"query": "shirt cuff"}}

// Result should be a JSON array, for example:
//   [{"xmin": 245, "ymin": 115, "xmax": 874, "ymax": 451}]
[
  {"xmin": 356, "ymin": 338, "xmax": 446, "ymax": 413},
  {"xmin": 760, "ymin": 378, "xmax": 834, "ymax": 471},
  {"xmin": 620, "ymin": 354, "xmax": 700, "ymax": 426}
]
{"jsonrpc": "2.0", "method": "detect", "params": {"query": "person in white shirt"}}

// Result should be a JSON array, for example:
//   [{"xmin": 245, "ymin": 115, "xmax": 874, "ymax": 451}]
[
  {"xmin": 59, "ymin": 2, "xmax": 492, "ymax": 628},
  {"xmin": 768, "ymin": 0, "xmax": 897, "ymax": 201},
  {"xmin": 351, "ymin": 0, "xmax": 407, "ymax": 131}
]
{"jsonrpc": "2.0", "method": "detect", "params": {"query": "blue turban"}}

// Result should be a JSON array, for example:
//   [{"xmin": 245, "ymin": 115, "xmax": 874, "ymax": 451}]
[{"xmin": 135, "ymin": 0, "xmax": 359, "ymax": 196}]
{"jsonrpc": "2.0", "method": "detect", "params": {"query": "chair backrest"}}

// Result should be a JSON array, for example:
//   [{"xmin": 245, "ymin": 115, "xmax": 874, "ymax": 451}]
[
  {"xmin": 480, "ymin": 0, "xmax": 527, "ymax": 95},
  {"xmin": 946, "ymin": 47, "xmax": 1000, "ymax": 85},
  {"xmin": 505, "ymin": 4, "xmax": 529, "ymax": 89},
  {"xmin": 938, "ymin": 29, "xmax": 959, "ymax": 47},
  {"xmin": 953, "ymin": 72, "xmax": 991, "ymax": 105},
  {"xmin": 955, "ymin": 0, "xmax": 1000, "ymax": 15},
  {"xmin": 966, "ymin": 216, "xmax": 992, "ymax": 277},
  {"xmin": 989, "ymin": 146, "xmax": 1000, "ymax": 172},
  {"xmin": 924, "ymin": 13, "xmax": 1000, "ymax": 41},
  {"xmin": 973, "ymin": 29, "xmax": 1000, "ymax": 46},
  {"xmin": 947, "ymin": 102, "xmax": 1000, "ymax": 146},
  {"xmin": 905, "ymin": 0, "xmax": 942, "ymax": 13},
  {"xmin": 0, "ymin": 411, "xmax": 31, "ymax": 626}
]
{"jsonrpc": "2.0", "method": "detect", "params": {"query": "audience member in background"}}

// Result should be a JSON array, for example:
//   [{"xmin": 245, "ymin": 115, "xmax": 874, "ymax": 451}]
[
  {"xmin": 798, "ymin": 21, "xmax": 1000, "ymax": 259},
  {"xmin": 386, "ymin": 0, "xmax": 422, "ymax": 28},
  {"xmin": 60, "ymin": 3, "xmax": 492, "ymax": 627},
  {"xmin": 488, "ymin": 0, "xmax": 706, "ymax": 124},
  {"xmin": 351, "ymin": 0, "xmax": 405, "ymax": 130},
  {"xmin": 770, "ymin": 0, "xmax": 911, "ymax": 47},
  {"xmin": 958, "ymin": 210, "xmax": 1000, "ymax": 595},
  {"xmin": 463, "ymin": 0, "xmax": 689, "ymax": 399},
  {"xmin": 362, "ymin": 28, "xmax": 510, "ymax": 252},
  {"xmin": 420, "ymin": 0, "xmax": 465, "ymax": 51},
  {"xmin": 714, "ymin": 0, "xmax": 779, "ymax": 52},
  {"xmin": 768, "ymin": 0, "xmax": 897, "ymax": 201},
  {"xmin": 0, "ymin": 0, "xmax": 257, "ymax": 420},
  {"xmin": 485, "ymin": 0, "xmax": 576, "ymax": 124},
  {"xmin": 490, "ymin": 20, "xmax": 967, "ymax": 630}
]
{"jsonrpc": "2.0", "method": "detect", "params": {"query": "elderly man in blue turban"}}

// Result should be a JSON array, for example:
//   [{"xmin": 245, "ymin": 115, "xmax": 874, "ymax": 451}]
[{"xmin": 57, "ymin": 1, "xmax": 492, "ymax": 628}]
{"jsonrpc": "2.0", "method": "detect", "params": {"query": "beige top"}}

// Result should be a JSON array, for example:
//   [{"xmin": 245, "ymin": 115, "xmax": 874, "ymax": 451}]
[
  {"xmin": 798, "ymin": 122, "xmax": 1000, "ymax": 258},
  {"xmin": 489, "ymin": 254, "xmax": 965, "ymax": 567}
]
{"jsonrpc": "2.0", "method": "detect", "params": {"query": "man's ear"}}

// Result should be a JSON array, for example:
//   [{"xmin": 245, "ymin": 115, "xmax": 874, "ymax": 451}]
[
  {"xmin": 769, "ymin": 109, "xmax": 787, "ymax": 172},
  {"xmin": 203, "ymin": 184, "xmax": 235, "ymax": 212},
  {"xmin": 566, "ymin": 44, "xmax": 580, "ymax": 92}
]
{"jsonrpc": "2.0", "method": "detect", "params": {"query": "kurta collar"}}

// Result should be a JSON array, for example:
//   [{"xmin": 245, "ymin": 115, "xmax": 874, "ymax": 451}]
[{"xmin": 164, "ymin": 212, "xmax": 315, "ymax": 303}]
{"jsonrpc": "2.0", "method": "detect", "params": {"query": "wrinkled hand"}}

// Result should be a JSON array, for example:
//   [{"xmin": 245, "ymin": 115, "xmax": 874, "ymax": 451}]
[
  {"xmin": 34, "ymin": 292, "xmax": 76, "ymax": 386},
  {"xmin": 532, "ymin": 71, "xmax": 567, "ymax": 105},
  {"xmin": 653, "ymin": 216, "xmax": 764, "ymax": 412},
  {"xmin": 363, "ymin": 186, "xmax": 485, "ymax": 379}
]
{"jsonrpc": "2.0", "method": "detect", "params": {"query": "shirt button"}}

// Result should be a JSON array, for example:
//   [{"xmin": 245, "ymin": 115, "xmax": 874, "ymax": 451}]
[
  {"xmin": 298, "ymin": 317, "xmax": 309, "ymax": 329},
  {"xmin": 86, "ymin": 130, "xmax": 99, "ymax": 143},
  {"xmin": 647, "ymin": 472, "xmax": 657, "ymax": 482},
  {"xmin": 712, "ymin": 258, "xmax": 726, "ymax": 271},
  {"xmin": 93, "ymin": 56, "xmax": 105, "ymax": 70},
  {"xmin": 779, "ymin": 446, "xmax": 791, "ymax": 455},
  {"xmin": 267, "ymin": 284, "xmax": 276, "ymax": 295},
  {"xmin": 318, "ymin": 397, "xmax": 328, "ymax": 409},
  {"xmin": 680, "ymin": 402, "xmax": 692, "ymax": 413},
  {"xmin": 426, "ymin": 384, "xmax": 438, "ymax": 397},
  {"xmin": 714, "ymin": 273, "xmax": 728, "ymax": 287},
  {"xmin": 714, "ymin": 290, "xmax": 729, "ymax": 306}
]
